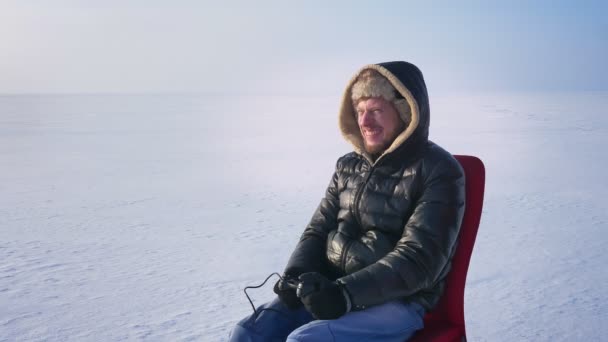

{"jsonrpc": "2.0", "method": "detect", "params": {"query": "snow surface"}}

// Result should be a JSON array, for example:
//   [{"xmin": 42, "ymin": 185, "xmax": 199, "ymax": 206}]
[{"xmin": 1, "ymin": 92, "xmax": 607, "ymax": 341}]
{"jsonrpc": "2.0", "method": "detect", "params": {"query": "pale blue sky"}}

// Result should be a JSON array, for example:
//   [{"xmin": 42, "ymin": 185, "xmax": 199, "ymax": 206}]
[{"xmin": 1, "ymin": 1, "xmax": 606, "ymax": 94}]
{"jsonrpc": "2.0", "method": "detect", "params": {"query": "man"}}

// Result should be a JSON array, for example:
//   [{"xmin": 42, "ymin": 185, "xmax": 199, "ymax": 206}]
[{"xmin": 230, "ymin": 61, "xmax": 465, "ymax": 341}]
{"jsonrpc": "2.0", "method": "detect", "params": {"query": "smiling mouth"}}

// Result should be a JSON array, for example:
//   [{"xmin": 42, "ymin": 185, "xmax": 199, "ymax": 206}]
[{"xmin": 362, "ymin": 128, "xmax": 382, "ymax": 137}]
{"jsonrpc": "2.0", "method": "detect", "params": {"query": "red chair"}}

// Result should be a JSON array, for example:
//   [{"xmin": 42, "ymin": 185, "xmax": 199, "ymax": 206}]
[{"xmin": 409, "ymin": 155, "xmax": 486, "ymax": 342}]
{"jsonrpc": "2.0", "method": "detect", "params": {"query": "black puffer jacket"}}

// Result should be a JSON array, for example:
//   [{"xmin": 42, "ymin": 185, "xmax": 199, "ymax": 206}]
[{"xmin": 285, "ymin": 61, "xmax": 465, "ymax": 311}]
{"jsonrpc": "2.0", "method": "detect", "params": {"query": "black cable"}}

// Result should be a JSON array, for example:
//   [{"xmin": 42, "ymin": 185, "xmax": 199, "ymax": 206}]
[
  {"xmin": 242, "ymin": 272, "xmax": 302, "ymax": 324},
  {"xmin": 243, "ymin": 272, "xmax": 281, "ymax": 316}
]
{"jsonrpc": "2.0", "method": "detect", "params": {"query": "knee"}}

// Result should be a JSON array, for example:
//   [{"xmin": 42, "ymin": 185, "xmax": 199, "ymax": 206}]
[
  {"xmin": 228, "ymin": 311, "xmax": 269, "ymax": 342},
  {"xmin": 285, "ymin": 330, "xmax": 303, "ymax": 342},
  {"xmin": 286, "ymin": 321, "xmax": 331, "ymax": 342},
  {"xmin": 228, "ymin": 322, "xmax": 259, "ymax": 342}
]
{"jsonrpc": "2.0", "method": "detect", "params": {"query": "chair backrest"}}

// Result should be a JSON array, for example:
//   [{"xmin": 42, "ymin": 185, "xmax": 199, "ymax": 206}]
[{"xmin": 422, "ymin": 155, "xmax": 486, "ymax": 332}]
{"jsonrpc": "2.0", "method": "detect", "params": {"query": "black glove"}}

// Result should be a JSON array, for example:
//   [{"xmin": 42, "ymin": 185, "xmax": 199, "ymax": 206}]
[
  {"xmin": 273, "ymin": 275, "xmax": 302, "ymax": 310},
  {"xmin": 297, "ymin": 272, "xmax": 349, "ymax": 320}
]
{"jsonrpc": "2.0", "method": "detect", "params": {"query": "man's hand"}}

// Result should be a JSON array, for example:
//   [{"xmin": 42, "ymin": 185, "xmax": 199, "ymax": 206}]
[
  {"xmin": 273, "ymin": 275, "xmax": 302, "ymax": 310},
  {"xmin": 298, "ymin": 272, "xmax": 350, "ymax": 320}
]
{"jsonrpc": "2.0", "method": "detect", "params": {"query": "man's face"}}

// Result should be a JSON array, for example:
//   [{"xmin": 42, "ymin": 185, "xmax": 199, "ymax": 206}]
[{"xmin": 356, "ymin": 97, "xmax": 405, "ymax": 156}]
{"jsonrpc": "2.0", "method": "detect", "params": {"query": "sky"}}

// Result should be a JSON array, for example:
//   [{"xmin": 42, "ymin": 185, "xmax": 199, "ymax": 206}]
[{"xmin": 1, "ymin": 0, "xmax": 606, "ymax": 95}]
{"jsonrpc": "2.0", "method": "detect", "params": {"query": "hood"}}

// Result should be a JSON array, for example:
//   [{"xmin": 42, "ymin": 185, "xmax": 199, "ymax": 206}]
[{"xmin": 338, "ymin": 61, "xmax": 430, "ymax": 163}]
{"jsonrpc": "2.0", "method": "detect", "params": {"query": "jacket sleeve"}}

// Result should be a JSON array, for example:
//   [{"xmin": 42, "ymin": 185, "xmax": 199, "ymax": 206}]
[
  {"xmin": 337, "ymin": 157, "xmax": 465, "ymax": 309},
  {"xmin": 283, "ymin": 162, "xmax": 341, "ymax": 277}
]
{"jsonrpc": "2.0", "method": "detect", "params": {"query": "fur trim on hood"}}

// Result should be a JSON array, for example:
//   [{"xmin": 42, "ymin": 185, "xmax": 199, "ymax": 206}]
[
  {"xmin": 350, "ymin": 69, "xmax": 412, "ymax": 127},
  {"xmin": 338, "ymin": 62, "xmax": 430, "ymax": 164}
]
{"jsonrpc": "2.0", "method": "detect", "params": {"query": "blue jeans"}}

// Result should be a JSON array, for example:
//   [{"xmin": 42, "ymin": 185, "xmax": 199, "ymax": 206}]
[{"xmin": 229, "ymin": 297, "xmax": 425, "ymax": 342}]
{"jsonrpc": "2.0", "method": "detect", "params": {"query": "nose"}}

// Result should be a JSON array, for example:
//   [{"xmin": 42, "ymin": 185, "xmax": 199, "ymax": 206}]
[{"xmin": 359, "ymin": 110, "xmax": 374, "ymax": 126}]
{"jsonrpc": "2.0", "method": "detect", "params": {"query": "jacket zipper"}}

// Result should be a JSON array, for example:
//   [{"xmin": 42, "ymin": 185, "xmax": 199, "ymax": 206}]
[
  {"xmin": 341, "ymin": 163, "xmax": 375, "ymax": 273},
  {"xmin": 339, "ymin": 240, "xmax": 354, "ymax": 274},
  {"xmin": 353, "ymin": 165, "xmax": 375, "ymax": 228}
]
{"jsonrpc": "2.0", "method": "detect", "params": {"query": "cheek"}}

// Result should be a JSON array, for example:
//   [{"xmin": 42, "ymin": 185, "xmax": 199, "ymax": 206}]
[{"xmin": 386, "ymin": 116, "xmax": 402, "ymax": 133}]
